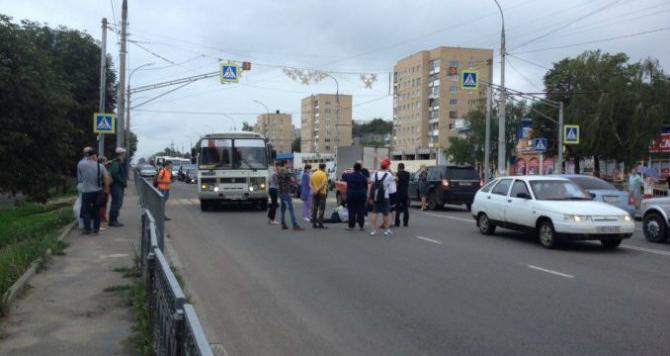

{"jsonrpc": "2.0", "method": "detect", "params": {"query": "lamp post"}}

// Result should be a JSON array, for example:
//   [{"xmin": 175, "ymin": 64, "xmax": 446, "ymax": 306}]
[
  {"xmin": 322, "ymin": 73, "xmax": 340, "ymax": 151},
  {"xmin": 493, "ymin": 0, "xmax": 507, "ymax": 176},
  {"xmin": 252, "ymin": 99, "xmax": 270, "ymax": 136},
  {"xmin": 125, "ymin": 62, "xmax": 154, "ymax": 148}
]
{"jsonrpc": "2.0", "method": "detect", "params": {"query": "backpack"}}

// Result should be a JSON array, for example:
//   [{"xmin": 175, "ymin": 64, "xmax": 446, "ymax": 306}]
[{"xmin": 373, "ymin": 172, "xmax": 388, "ymax": 204}]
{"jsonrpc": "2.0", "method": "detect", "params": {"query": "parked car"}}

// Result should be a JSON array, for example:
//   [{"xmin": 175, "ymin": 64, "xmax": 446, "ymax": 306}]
[
  {"xmin": 641, "ymin": 197, "xmax": 670, "ymax": 243},
  {"xmin": 563, "ymin": 175, "xmax": 636, "ymax": 215},
  {"xmin": 139, "ymin": 165, "xmax": 157, "ymax": 178},
  {"xmin": 408, "ymin": 165, "xmax": 481, "ymax": 210},
  {"xmin": 471, "ymin": 176, "xmax": 634, "ymax": 249}
]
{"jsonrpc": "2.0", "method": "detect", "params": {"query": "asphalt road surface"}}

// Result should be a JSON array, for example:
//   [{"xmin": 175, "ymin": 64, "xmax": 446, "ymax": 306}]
[{"xmin": 163, "ymin": 181, "xmax": 670, "ymax": 356}]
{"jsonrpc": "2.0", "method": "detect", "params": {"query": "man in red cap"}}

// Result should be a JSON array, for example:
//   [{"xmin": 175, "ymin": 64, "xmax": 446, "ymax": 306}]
[{"xmin": 369, "ymin": 159, "xmax": 396, "ymax": 237}]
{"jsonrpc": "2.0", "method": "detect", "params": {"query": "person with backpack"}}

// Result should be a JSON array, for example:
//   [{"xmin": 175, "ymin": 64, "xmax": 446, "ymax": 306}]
[
  {"xmin": 341, "ymin": 162, "xmax": 368, "ymax": 231},
  {"xmin": 157, "ymin": 161, "xmax": 173, "ymax": 221},
  {"xmin": 369, "ymin": 159, "xmax": 396, "ymax": 237},
  {"xmin": 77, "ymin": 150, "xmax": 110, "ymax": 235}
]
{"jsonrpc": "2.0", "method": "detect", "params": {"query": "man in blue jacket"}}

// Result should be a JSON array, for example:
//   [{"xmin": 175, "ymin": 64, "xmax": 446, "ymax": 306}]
[{"xmin": 341, "ymin": 162, "xmax": 369, "ymax": 231}]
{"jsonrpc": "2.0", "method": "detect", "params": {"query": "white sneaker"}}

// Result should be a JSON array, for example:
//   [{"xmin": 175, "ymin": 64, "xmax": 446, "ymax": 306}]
[
  {"xmin": 384, "ymin": 230, "xmax": 392, "ymax": 237},
  {"xmin": 303, "ymin": 217, "xmax": 311, "ymax": 222},
  {"xmin": 270, "ymin": 220, "xmax": 280, "ymax": 225},
  {"xmin": 370, "ymin": 230, "xmax": 376, "ymax": 236}
]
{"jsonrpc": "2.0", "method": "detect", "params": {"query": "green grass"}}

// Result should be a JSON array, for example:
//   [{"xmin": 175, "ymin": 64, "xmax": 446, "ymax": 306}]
[
  {"xmin": 0, "ymin": 201, "xmax": 74, "ymax": 301},
  {"xmin": 114, "ymin": 262, "xmax": 154, "ymax": 356}
]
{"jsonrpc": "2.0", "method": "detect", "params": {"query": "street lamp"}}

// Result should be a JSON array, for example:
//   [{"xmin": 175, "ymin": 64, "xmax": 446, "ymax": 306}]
[
  {"xmin": 493, "ymin": 0, "xmax": 506, "ymax": 176},
  {"xmin": 252, "ymin": 99, "xmax": 270, "ymax": 137},
  {"xmin": 125, "ymin": 62, "xmax": 155, "ymax": 148},
  {"xmin": 322, "ymin": 73, "xmax": 341, "ymax": 150},
  {"xmin": 222, "ymin": 113, "xmax": 237, "ymax": 131}
]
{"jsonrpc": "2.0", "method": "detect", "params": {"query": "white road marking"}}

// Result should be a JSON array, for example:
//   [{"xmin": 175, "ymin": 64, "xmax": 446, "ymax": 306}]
[
  {"xmin": 416, "ymin": 236, "xmax": 442, "ymax": 245},
  {"xmin": 190, "ymin": 199, "xmax": 200, "ymax": 205},
  {"xmin": 178, "ymin": 199, "xmax": 191, "ymax": 205},
  {"xmin": 422, "ymin": 211, "xmax": 475, "ymax": 223},
  {"xmin": 528, "ymin": 265, "xmax": 574, "ymax": 279},
  {"xmin": 622, "ymin": 244, "xmax": 670, "ymax": 256},
  {"xmin": 100, "ymin": 253, "xmax": 129, "ymax": 259}
]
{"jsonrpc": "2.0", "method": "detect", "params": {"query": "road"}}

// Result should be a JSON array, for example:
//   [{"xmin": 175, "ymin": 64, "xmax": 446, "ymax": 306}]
[{"xmin": 163, "ymin": 181, "xmax": 670, "ymax": 356}]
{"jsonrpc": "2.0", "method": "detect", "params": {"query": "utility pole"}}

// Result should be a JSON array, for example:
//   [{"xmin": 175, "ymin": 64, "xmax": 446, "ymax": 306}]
[
  {"xmin": 98, "ymin": 18, "xmax": 107, "ymax": 156},
  {"xmin": 494, "ymin": 0, "xmax": 506, "ymax": 176},
  {"xmin": 484, "ymin": 61, "xmax": 493, "ymax": 182},
  {"xmin": 117, "ymin": 0, "xmax": 128, "ymax": 149},
  {"xmin": 557, "ymin": 101, "xmax": 564, "ymax": 173}
]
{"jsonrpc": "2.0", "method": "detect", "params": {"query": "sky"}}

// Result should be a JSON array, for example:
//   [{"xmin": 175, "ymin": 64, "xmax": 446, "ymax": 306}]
[{"xmin": 2, "ymin": 0, "xmax": 669, "ymax": 160}]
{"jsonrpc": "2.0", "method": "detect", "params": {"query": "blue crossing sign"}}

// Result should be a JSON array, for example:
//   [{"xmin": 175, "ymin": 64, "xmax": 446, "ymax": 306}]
[
  {"xmin": 93, "ymin": 113, "xmax": 116, "ymax": 134},
  {"xmin": 532, "ymin": 138, "xmax": 548, "ymax": 152},
  {"xmin": 564, "ymin": 125, "xmax": 580, "ymax": 145},
  {"xmin": 220, "ymin": 62, "xmax": 240, "ymax": 83},
  {"xmin": 461, "ymin": 70, "xmax": 479, "ymax": 90}
]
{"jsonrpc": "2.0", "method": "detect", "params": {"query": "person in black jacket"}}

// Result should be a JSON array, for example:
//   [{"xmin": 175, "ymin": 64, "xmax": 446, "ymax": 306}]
[
  {"xmin": 342, "ymin": 162, "xmax": 369, "ymax": 230},
  {"xmin": 394, "ymin": 163, "xmax": 410, "ymax": 227}
]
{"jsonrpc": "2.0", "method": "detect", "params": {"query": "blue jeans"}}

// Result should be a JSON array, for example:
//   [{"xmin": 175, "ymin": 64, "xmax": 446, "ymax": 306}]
[
  {"xmin": 109, "ymin": 185, "xmax": 124, "ymax": 223},
  {"xmin": 280, "ymin": 193, "xmax": 298, "ymax": 227}
]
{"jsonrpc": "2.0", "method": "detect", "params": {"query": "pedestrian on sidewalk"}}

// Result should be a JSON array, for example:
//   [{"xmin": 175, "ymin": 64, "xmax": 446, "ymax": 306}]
[
  {"xmin": 77, "ymin": 150, "xmax": 110, "ymax": 235},
  {"xmin": 157, "ymin": 161, "xmax": 173, "ymax": 221},
  {"xmin": 341, "ymin": 162, "xmax": 368, "ymax": 231},
  {"xmin": 300, "ymin": 164, "xmax": 313, "ymax": 222},
  {"xmin": 108, "ymin": 147, "xmax": 128, "ymax": 227},
  {"xmin": 418, "ymin": 165, "xmax": 428, "ymax": 211},
  {"xmin": 310, "ymin": 163, "xmax": 329, "ymax": 229},
  {"xmin": 394, "ymin": 163, "xmax": 410, "ymax": 227},
  {"xmin": 98, "ymin": 156, "xmax": 111, "ymax": 226},
  {"xmin": 76, "ymin": 146, "xmax": 94, "ymax": 229},
  {"xmin": 278, "ymin": 161, "xmax": 303, "ymax": 231},
  {"xmin": 267, "ymin": 162, "xmax": 280, "ymax": 224},
  {"xmin": 369, "ymin": 159, "xmax": 396, "ymax": 237}
]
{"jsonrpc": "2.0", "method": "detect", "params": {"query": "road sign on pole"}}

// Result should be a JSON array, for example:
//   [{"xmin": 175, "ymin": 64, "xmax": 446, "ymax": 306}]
[
  {"xmin": 564, "ymin": 125, "xmax": 580, "ymax": 144},
  {"xmin": 532, "ymin": 138, "xmax": 548, "ymax": 152},
  {"xmin": 461, "ymin": 70, "xmax": 479, "ymax": 90},
  {"xmin": 220, "ymin": 62, "xmax": 240, "ymax": 83},
  {"xmin": 94, "ymin": 113, "xmax": 116, "ymax": 134}
]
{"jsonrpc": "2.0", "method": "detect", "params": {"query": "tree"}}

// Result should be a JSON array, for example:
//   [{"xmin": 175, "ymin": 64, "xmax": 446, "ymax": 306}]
[
  {"xmin": 291, "ymin": 137, "xmax": 301, "ymax": 152},
  {"xmin": 542, "ymin": 50, "xmax": 669, "ymax": 170},
  {"xmin": 241, "ymin": 121, "xmax": 254, "ymax": 132}
]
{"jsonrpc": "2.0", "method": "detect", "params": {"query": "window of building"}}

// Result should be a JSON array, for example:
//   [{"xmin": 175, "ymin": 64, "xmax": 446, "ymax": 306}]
[
  {"xmin": 449, "ymin": 60, "xmax": 460, "ymax": 68},
  {"xmin": 449, "ymin": 99, "xmax": 458, "ymax": 105},
  {"xmin": 449, "ymin": 124, "xmax": 453, "ymax": 130},
  {"xmin": 449, "ymin": 111, "xmax": 458, "ymax": 119},
  {"xmin": 450, "ymin": 85, "xmax": 458, "ymax": 94}
]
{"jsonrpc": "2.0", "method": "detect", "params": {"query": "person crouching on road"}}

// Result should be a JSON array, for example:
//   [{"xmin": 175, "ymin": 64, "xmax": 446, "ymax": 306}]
[
  {"xmin": 267, "ymin": 162, "xmax": 280, "ymax": 224},
  {"xmin": 157, "ymin": 161, "xmax": 173, "ymax": 221},
  {"xmin": 278, "ymin": 160, "xmax": 303, "ymax": 231},
  {"xmin": 108, "ymin": 147, "xmax": 128, "ymax": 227},
  {"xmin": 341, "ymin": 162, "xmax": 368, "ymax": 231},
  {"xmin": 300, "ymin": 164, "xmax": 313, "ymax": 222},
  {"xmin": 310, "ymin": 163, "xmax": 329, "ymax": 229},
  {"xmin": 369, "ymin": 159, "xmax": 396, "ymax": 237}
]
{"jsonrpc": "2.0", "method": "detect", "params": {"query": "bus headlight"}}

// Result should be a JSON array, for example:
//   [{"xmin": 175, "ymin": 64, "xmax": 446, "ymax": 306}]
[
  {"xmin": 201, "ymin": 184, "xmax": 208, "ymax": 190},
  {"xmin": 249, "ymin": 186, "xmax": 254, "ymax": 192},
  {"xmin": 214, "ymin": 186, "xmax": 220, "ymax": 192}
]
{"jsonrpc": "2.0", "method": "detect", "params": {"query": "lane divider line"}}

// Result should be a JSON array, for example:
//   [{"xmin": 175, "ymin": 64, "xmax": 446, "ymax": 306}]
[
  {"xmin": 421, "ymin": 212, "xmax": 475, "ymax": 223},
  {"xmin": 622, "ymin": 244, "xmax": 670, "ymax": 256},
  {"xmin": 528, "ymin": 265, "xmax": 575, "ymax": 279},
  {"xmin": 416, "ymin": 236, "xmax": 442, "ymax": 245}
]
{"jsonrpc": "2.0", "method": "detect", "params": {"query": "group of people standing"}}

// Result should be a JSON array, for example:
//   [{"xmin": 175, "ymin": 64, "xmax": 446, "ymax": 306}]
[
  {"xmin": 266, "ymin": 158, "xmax": 411, "ymax": 238},
  {"xmin": 76, "ymin": 146, "xmax": 128, "ymax": 234}
]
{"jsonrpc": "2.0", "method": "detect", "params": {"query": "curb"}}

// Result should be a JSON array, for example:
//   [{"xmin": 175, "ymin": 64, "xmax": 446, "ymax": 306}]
[{"xmin": 1, "ymin": 220, "xmax": 76, "ymax": 314}]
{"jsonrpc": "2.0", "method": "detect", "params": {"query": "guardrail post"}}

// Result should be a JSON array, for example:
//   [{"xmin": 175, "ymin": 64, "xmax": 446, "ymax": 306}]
[{"xmin": 174, "ymin": 306, "xmax": 185, "ymax": 355}]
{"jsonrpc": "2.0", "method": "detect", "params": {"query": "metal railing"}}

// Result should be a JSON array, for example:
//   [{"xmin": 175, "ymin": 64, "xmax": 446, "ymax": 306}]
[
  {"xmin": 135, "ymin": 169, "xmax": 166, "ymax": 251},
  {"xmin": 136, "ymin": 171, "xmax": 214, "ymax": 356}
]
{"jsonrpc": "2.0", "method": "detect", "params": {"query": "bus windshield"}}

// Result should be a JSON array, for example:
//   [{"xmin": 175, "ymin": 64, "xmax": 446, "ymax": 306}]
[{"xmin": 199, "ymin": 138, "xmax": 267, "ymax": 169}]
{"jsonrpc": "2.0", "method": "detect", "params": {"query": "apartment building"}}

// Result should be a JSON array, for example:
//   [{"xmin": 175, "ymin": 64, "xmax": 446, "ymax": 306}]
[
  {"xmin": 300, "ymin": 94, "xmax": 353, "ymax": 154},
  {"xmin": 392, "ymin": 47, "xmax": 493, "ymax": 152},
  {"xmin": 254, "ymin": 110, "xmax": 294, "ymax": 154}
]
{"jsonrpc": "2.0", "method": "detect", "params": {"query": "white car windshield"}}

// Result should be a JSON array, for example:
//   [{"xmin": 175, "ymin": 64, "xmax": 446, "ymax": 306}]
[{"xmin": 529, "ymin": 180, "xmax": 590, "ymax": 201}]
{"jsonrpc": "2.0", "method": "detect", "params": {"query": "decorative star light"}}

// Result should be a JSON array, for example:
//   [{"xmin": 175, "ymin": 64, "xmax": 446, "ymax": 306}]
[{"xmin": 360, "ymin": 73, "xmax": 377, "ymax": 88}]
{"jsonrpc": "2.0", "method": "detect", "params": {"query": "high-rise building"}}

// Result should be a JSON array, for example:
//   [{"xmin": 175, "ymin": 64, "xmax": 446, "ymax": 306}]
[
  {"xmin": 254, "ymin": 111, "xmax": 294, "ymax": 154},
  {"xmin": 392, "ymin": 47, "xmax": 493, "ymax": 152},
  {"xmin": 300, "ymin": 94, "xmax": 353, "ymax": 154}
]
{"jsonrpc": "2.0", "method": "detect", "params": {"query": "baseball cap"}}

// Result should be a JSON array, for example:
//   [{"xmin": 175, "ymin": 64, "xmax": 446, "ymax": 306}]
[{"xmin": 380, "ymin": 159, "xmax": 391, "ymax": 169}]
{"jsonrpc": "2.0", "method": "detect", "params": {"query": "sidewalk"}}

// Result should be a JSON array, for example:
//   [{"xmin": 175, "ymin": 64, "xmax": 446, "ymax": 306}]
[{"xmin": 0, "ymin": 188, "xmax": 140, "ymax": 355}]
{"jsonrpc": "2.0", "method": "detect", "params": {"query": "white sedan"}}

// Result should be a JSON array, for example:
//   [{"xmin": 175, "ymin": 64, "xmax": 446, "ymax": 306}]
[{"xmin": 471, "ymin": 176, "xmax": 634, "ymax": 249}]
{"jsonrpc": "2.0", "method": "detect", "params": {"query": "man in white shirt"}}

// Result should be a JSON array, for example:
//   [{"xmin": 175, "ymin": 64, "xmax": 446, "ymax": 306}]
[{"xmin": 369, "ymin": 159, "xmax": 396, "ymax": 237}]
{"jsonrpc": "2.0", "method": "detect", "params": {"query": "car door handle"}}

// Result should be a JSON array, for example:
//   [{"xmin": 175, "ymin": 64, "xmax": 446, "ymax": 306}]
[
  {"xmin": 507, "ymin": 199, "xmax": 512, "ymax": 203},
  {"xmin": 487, "ymin": 196, "xmax": 491, "ymax": 200}
]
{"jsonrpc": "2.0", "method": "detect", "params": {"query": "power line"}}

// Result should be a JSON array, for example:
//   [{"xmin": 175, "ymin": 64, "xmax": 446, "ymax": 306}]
[
  {"xmin": 512, "ymin": 0, "xmax": 624, "ymax": 51},
  {"xmin": 507, "ymin": 59, "xmax": 543, "ymax": 91},
  {"xmin": 507, "ymin": 54, "xmax": 549, "ymax": 70},
  {"xmin": 510, "ymin": 26, "xmax": 670, "ymax": 55},
  {"xmin": 129, "ymin": 40, "xmax": 175, "ymax": 64}
]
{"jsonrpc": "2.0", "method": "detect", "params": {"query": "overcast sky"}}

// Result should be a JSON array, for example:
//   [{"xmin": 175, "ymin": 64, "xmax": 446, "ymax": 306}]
[{"xmin": 2, "ymin": 0, "xmax": 669, "ymax": 159}]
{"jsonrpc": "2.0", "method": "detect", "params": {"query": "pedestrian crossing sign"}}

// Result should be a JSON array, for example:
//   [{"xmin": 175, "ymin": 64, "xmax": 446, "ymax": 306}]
[
  {"xmin": 93, "ymin": 113, "xmax": 116, "ymax": 134},
  {"xmin": 461, "ymin": 70, "xmax": 479, "ymax": 90},
  {"xmin": 564, "ymin": 125, "xmax": 580, "ymax": 144},
  {"xmin": 220, "ymin": 62, "xmax": 240, "ymax": 83}
]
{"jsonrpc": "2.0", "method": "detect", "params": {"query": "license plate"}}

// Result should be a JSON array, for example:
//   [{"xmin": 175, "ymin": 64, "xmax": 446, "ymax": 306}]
[
  {"xmin": 603, "ymin": 196, "xmax": 619, "ymax": 203},
  {"xmin": 459, "ymin": 182, "xmax": 473, "ymax": 186},
  {"xmin": 597, "ymin": 226, "xmax": 620, "ymax": 233}
]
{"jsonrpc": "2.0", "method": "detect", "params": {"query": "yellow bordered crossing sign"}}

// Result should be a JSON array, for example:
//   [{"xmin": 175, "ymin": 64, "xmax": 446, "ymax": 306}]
[
  {"xmin": 461, "ymin": 70, "xmax": 479, "ymax": 90},
  {"xmin": 93, "ymin": 113, "xmax": 116, "ymax": 134}
]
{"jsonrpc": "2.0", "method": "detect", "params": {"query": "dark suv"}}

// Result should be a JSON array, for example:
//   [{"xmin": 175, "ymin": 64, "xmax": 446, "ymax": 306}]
[{"xmin": 408, "ymin": 165, "xmax": 481, "ymax": 210}]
